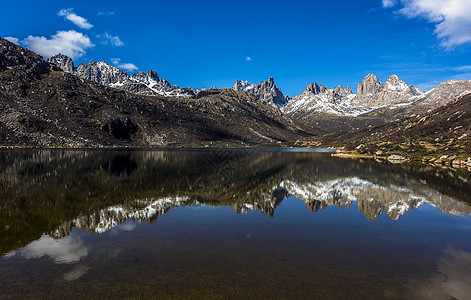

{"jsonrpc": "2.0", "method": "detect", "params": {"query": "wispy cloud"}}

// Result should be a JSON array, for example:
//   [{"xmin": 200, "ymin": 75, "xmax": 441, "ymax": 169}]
[
  {"xmin": 384, "ymin": 0, "xmax": 471, "ymax": 50},
  {"xmin": 63, "ymin": 265, "xmax": 90, "ymax": 282},
  {"xmin": 415, "ymin": 247, "xmax": 471, "ymax": 299},
  {"xmin": 97, "ymin": 33, "xmax": 124, "ymax": 46},
  {"xmin": 22, "ymin": 30, "xmax": 94, "ymax": 59},
  {"xmin": 382, "ymin": 0, "xmax": 397, "ymax": 8},
  {"xmin": 246, "ymin": 56, "xmax": 252, "ymax": 61},
  {"xmin": 111, "ymin": 58, "xmax": 138, "ymax": 72},
  {"xmin": 453, "ymin": 65, "xmax": 471, "ymax": 71},
  {"xmin": 4, "ymin": 37, "xmax": 19, "ymax": 44},
  {"xmin": 58, "ymin": 8, "xmax": 93, "ymax": 30},
  {"xmin": 97, "ymin": 11, "xmax": 115, "ymax": 17}
]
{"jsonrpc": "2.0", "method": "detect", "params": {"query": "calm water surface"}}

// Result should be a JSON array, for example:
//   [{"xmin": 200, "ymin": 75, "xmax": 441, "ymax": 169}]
[{"xmin": 0, "ymin": 149, "xmax": 470, "ymax": 299}]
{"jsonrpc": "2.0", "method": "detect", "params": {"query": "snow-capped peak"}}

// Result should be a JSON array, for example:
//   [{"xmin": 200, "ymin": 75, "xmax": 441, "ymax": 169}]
[
  {"xmin": 383, "ymin": 74, "xmax": 409, "ymax": 93},
  {"xmin": 47, "ymin": 53, "xmax": 200, "ymax": 98}
]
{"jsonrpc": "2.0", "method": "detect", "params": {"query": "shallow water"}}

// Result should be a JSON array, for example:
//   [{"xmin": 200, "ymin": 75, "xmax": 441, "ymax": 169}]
[{"xmin": 0, "ymin": 149, "xmax": 470, "ymax": 299}]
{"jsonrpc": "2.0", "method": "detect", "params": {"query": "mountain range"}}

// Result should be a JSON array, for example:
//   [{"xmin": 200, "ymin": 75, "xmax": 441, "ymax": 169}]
[
  {"xmin": 284, "ymin": 73, "xmax": 425, "ymax": 117},
  {"xmin": 46, "ymin": 51, "xmax": 471, "ymax": 132},
  {"xmin": 1, "ymin": 35, "xmax": 471, "ymax": 158},
  {"xmin": 45, "ymin": 50, "xmax": 471, "ymax": 121}
]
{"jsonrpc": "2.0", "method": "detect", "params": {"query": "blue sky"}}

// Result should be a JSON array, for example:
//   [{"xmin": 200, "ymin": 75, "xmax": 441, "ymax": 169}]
[{"xmin": 1, "ymin": 0, "xmax": 471, "ymax": 95}]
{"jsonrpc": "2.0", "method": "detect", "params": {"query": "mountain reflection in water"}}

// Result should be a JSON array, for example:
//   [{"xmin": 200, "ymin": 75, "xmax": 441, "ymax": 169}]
[
  {"xmin": 1, "ymin": 149, "xmax": 470, "ymax": 254},
  {"xmin": 1, "ymin": 149, "xmax": 471, "ymax": 299}
]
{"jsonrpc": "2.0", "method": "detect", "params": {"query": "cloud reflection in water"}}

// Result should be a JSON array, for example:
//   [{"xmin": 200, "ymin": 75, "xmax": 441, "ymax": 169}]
[{"xmin": 19, "ymin": 234, "xmax": 89, "ymax": 264}]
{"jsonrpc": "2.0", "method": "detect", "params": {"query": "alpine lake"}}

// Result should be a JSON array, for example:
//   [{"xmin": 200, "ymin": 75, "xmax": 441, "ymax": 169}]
[{"xmin": 1, "ymin": 149, "xmax": 470, "ymax": 299}]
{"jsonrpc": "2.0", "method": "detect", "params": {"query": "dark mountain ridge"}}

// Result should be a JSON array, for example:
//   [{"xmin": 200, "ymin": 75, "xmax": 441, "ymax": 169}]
[{"xmin": 0, "ymin": 37, "xmax": 317, "ymax": 147}]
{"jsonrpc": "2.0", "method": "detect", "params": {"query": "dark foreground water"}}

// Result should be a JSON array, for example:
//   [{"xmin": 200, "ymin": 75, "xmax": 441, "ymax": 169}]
[{"xmin": 1, "ymin": 149, "xmax": 470, "ymax": 299}]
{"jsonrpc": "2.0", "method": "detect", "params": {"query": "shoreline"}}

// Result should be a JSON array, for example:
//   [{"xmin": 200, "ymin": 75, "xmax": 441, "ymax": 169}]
[
  {"xmin": 1, "ymin": 145, "xmax": 469, "ymax": 171},
  {"xmin": 0, "ymin": 145, "xmax": 338, "ymax": 153},
  {"xmin": 331, "ymin": 150, "xmax": 471, "ymax": 171}
]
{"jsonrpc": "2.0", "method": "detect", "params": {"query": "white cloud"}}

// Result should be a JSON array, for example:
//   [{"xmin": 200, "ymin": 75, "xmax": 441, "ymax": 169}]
[
  {"xmin": 22, "ymin": 30, "xmax": 94, "ymax": 59},
  {"xmin": 246, "ymin": 56, "xmax": 252, "ymax": 61},
  {"xmin": 58, "ymin": 8, "xmax": 93, "ymax": 30},
  {"xmin": 97, "ymin": 33, "xmax": 124, "ymax": 46},
  {"xmin": 111, "ymin": 58, "xmax": 138, "ymax": 72},
  {"xmin": 382, "ymin": 0, "xmax": 397, "ymax": 8},
  {"xmin": 20, "ymin": 234, "xmax": 89, "ymax": 264},
  {"xmin": 4, "ymin": 36, "xmax": 19, "ymax": 44},
  {"xmin": 389, "ymin": 0, "xmax": 471, "ymax": 49}
]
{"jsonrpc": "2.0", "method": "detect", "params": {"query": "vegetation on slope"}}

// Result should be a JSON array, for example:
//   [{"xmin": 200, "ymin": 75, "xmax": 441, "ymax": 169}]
[{"xmin": 288, "ymin": 93, "xmax": 471, "ymax": 163}]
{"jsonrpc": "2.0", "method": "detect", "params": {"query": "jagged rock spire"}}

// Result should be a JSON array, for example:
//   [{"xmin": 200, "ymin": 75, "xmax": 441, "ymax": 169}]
[
  {"xmin": 357, "ymin": 73, "xmax": 383, "ymax": 95},
  {"xmin": 305, "ymin": 82, "xmax": 320, "ymax": 94},
  {"xmin": 232, "ymin": 77, "xmax": 288, "ymax": 108},
  {"xmin": 47, "ymin": 53, "xmax": 74, "ymax": 73}
]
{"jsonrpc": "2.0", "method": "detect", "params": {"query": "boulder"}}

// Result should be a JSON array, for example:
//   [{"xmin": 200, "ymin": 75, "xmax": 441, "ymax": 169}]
[{"xmin": 387, "ymin": 155, "xmax": 406, "ymax": 164}]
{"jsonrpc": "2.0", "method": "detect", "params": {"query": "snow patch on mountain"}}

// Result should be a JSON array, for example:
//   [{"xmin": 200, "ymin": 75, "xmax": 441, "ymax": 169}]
[
  {"xmin": 284, "ymin": 89, "xmax": 372, "ymax": 117},
  {"xmin": 48, "ymin": 54, "xmax": 201, "ymax": 98}
]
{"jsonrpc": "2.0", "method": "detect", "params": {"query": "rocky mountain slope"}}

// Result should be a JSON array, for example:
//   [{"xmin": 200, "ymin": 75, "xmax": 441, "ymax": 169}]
[
  {"xmin": 0, "ymin": 37, "xmax": 317, "ymax": 147},
  {"xmin": 355, "ymin": 74, "xmax": 425, "ymax": 107},
  {"xmin": 232, "ymin": 77, "xmax": 289, "ymax": 108},
  {"xmin": 48, "ymin": 54, "xmax": 199, "ymax": 98},
  {"xmin": 283, "ymin": 73, "xmax": 471, "ymax": 133},
  {"xmin": 283, "ymin": 82, "xmax": 366, "ymax": 117},
  {"xmin": 284, "ymin": 74, "xmax": 425, "ymax": 118},
  {"xmin": 364, "ymin": 79, "xmax": 471, "ymax": 120},
  {"xmin": 289, "ymin": 92, "xmax": 471, "ymax": 161}
]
